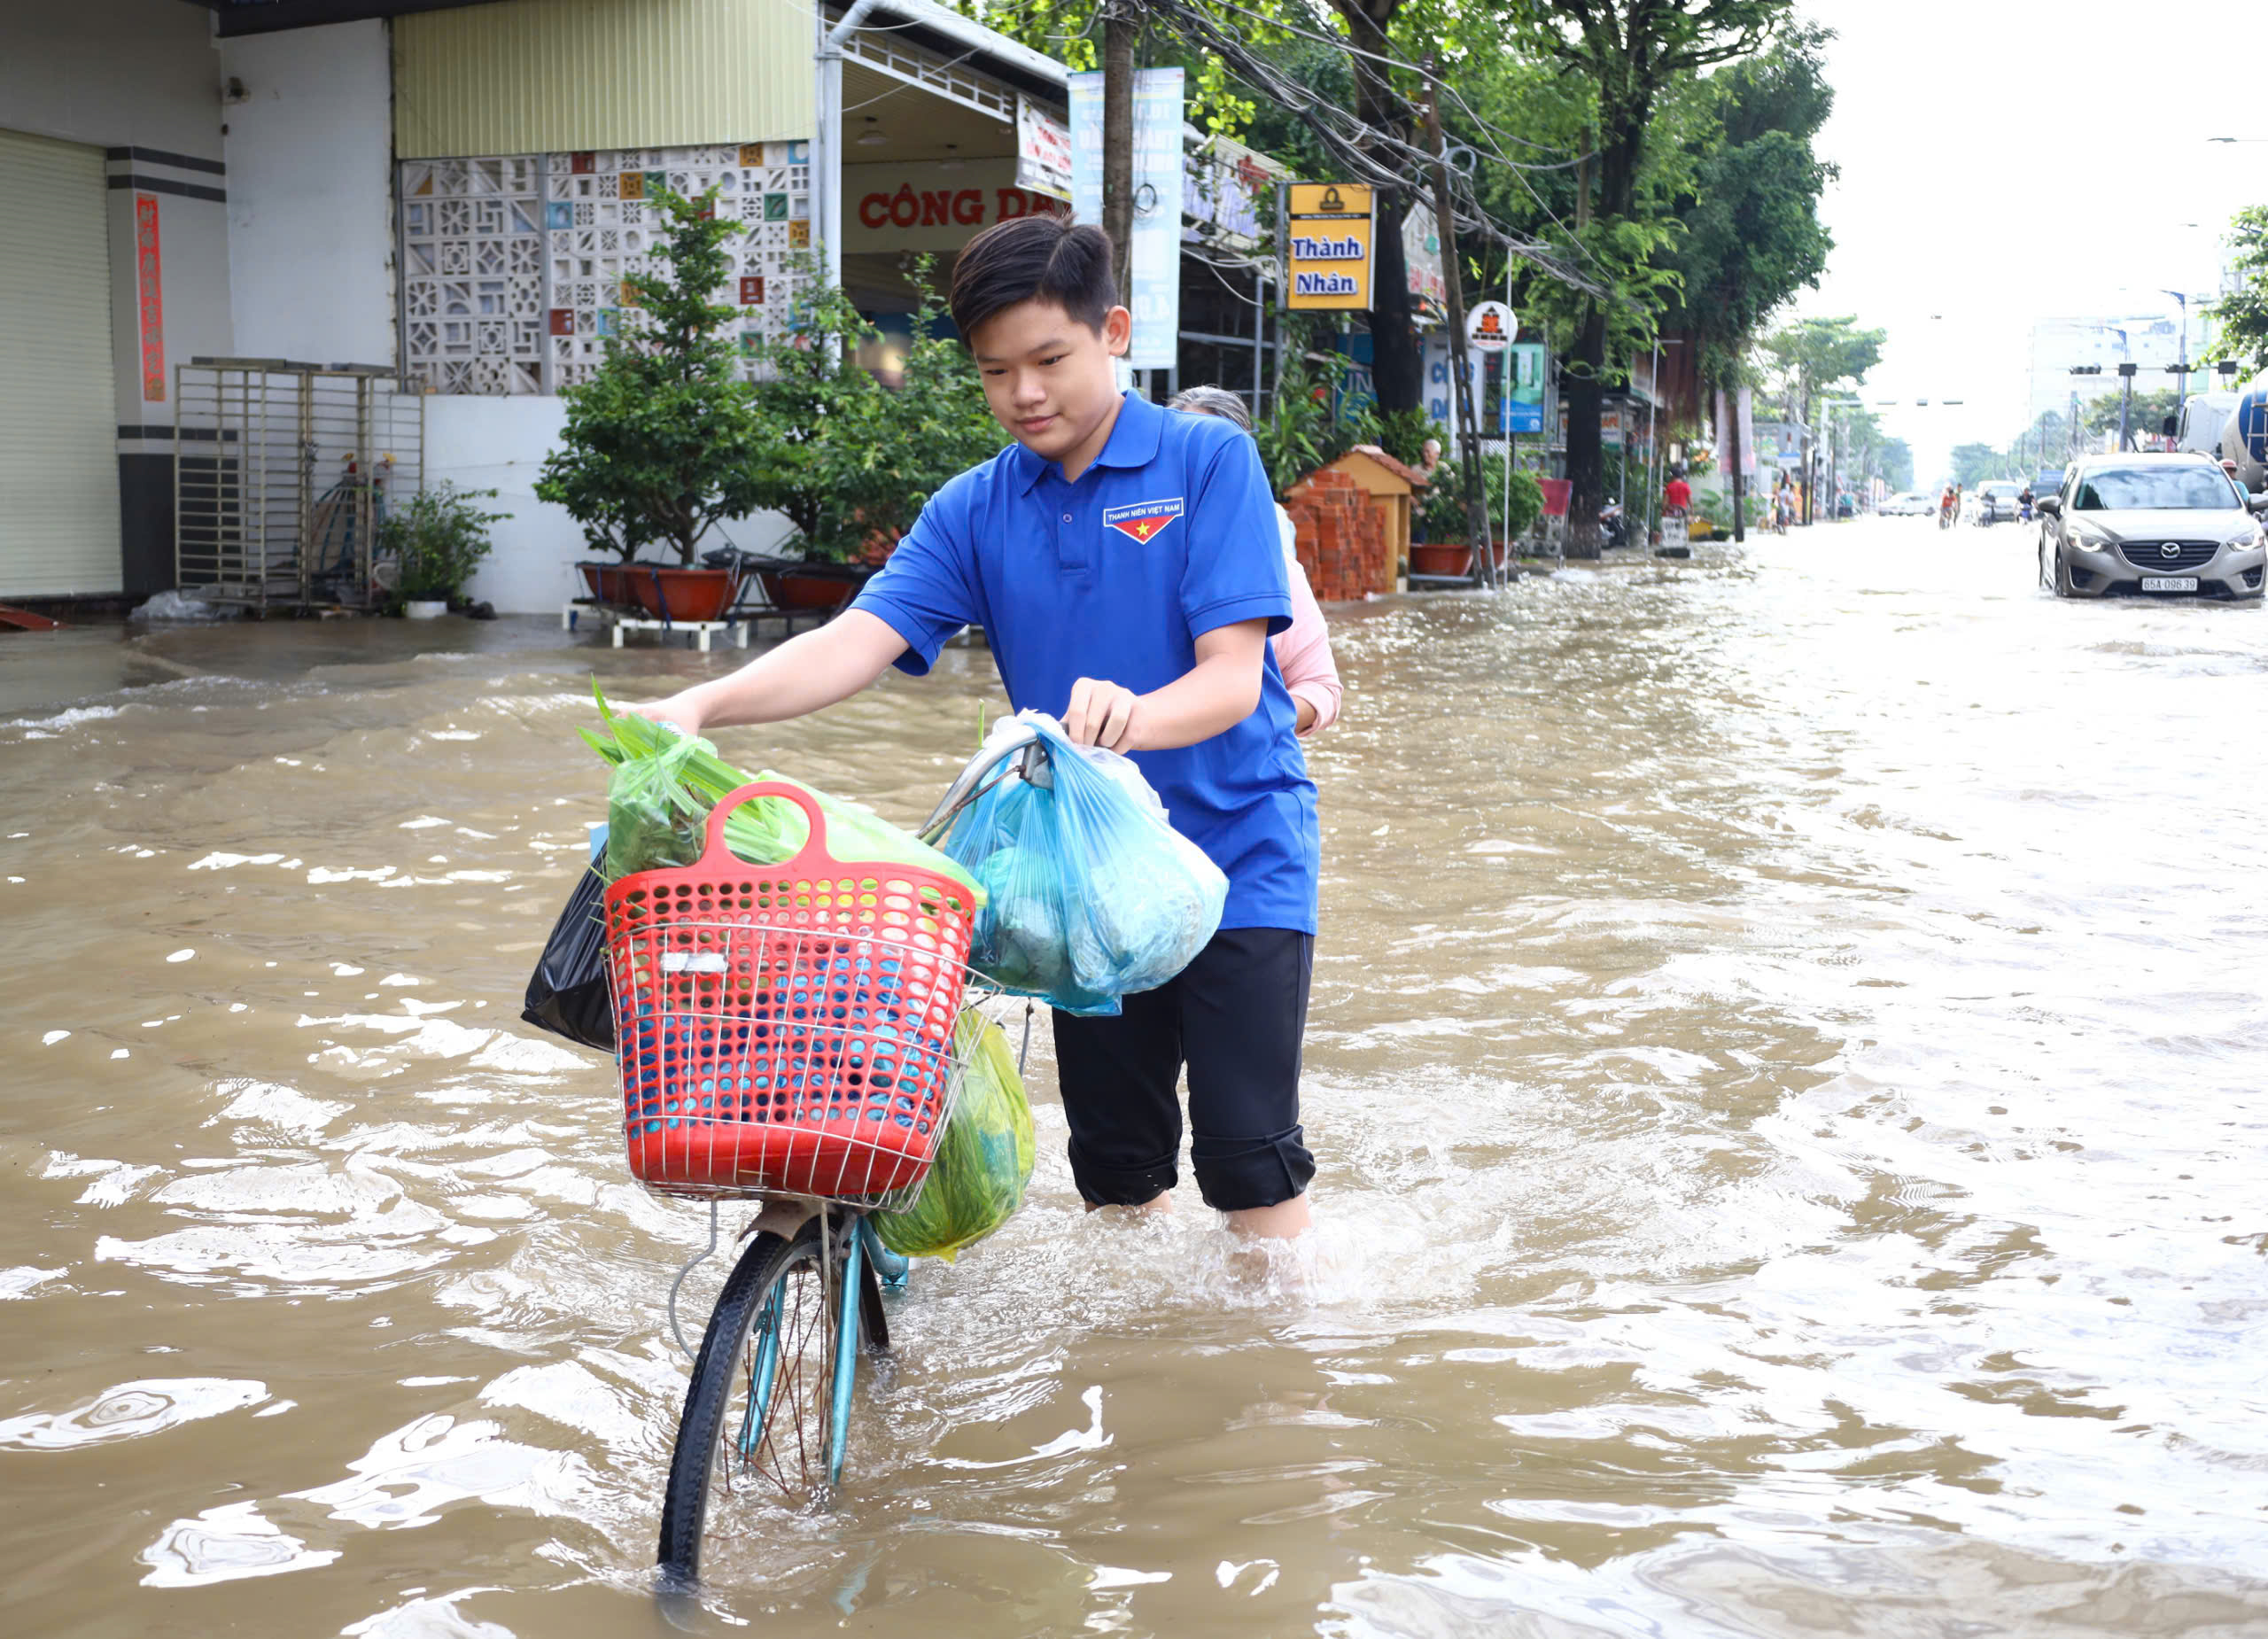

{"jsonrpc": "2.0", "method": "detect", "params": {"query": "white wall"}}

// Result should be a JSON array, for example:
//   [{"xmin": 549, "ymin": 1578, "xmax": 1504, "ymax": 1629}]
[
  {"xmin": 220, "ymin": 20, "xmax": 394, "ymax": 367},
  {"xmin": 429, "ymin": 396, "xmax": 796, "ymax": 614}
]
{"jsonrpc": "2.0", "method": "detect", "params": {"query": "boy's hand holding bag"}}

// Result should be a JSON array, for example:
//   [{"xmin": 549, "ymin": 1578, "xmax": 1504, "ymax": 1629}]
[{"xmin": 936, "ymin": 711, "xmax": 1229, "ymax": 1016}]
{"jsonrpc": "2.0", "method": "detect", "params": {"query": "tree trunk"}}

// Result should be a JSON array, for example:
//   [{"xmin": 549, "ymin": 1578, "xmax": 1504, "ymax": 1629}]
[
  {"xmin": 1334, "ymin": 0, "xmax": 1420, "ymax": 414},
  {"xmin": 1728, "ymin": 384, "xmax": 1745, "ymax": 544},
  {"xmin": 1423, "ymin": 66, "xmax": 1492, "ymax": 586},
  {"xmin": 1565, "ymin": 104, "xmax": 1646, "ymax": 561},
  {"xmin": 1799, "ymin": 381, "xmax": 1813, "ymax": 524},
  {"xmin": 1564, "ymin": 305, "xmax": 1607, "ymax": 557},
  {"xmin": 1101, "ymin": 10, "xmax": 1135, "ymax": 307}
]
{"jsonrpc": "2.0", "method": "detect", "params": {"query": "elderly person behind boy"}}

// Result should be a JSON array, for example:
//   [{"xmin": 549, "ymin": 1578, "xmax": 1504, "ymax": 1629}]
[{"xmin": 1167, "ymin": 385, "xmax": 1340, "ymax": 738}]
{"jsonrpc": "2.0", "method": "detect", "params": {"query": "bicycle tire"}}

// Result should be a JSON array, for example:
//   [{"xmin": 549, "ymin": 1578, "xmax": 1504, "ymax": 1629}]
[{"xmin": 657, "ymin": 1218, "xmax": 835, "ymax": 1582}]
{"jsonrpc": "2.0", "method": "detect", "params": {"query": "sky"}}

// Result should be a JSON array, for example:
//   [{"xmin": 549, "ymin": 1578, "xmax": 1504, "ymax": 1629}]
[{"xmin": 1792, "ymin": 0, "xmax": 2260, "ymax": 482}]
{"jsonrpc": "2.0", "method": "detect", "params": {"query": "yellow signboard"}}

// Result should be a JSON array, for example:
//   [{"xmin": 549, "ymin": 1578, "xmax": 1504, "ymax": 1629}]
[{"xmin": 1285, "ymin": 182, "xmax": 1374, "ymax": 310}]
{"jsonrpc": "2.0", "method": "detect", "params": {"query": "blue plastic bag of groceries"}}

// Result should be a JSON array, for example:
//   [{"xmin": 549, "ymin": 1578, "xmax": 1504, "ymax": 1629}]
[{"xmin": 935, "ymin": 712, "xmax": 1228, "ymax": 1015}]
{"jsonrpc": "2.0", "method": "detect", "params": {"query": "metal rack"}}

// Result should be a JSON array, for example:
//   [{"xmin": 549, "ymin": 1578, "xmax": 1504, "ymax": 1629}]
[{"xmin": 174, "ymin": 359, "xmax": 425, "ymax": 613}]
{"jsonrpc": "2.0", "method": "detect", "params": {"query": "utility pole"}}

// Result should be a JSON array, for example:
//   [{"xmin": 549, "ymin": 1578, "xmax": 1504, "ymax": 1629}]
[
  {"xmin": 1101, "ymin": 4, "xmax": 1137, "ymax": 315},
  {"xmin": 2117, "ymin": 361, "xmax": 2136, "ymax": 451},
  {"xmin": 2167, "ymin": 289, "xmax": 2190, "ymax": 440},
  {"xmin": 1423, "ymin": 61, "xmax": 1495, "ymax": 587}
]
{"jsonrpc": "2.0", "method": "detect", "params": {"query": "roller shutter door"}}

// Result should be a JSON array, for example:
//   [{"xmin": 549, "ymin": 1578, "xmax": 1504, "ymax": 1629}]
[{"xmin": 0, "ymin": 129, "xmax": 120, "ymax": 597}]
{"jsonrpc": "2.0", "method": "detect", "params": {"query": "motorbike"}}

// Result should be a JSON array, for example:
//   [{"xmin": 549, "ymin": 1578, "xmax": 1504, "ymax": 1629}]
[
  {"xmin": 1599, "ymin": 502, "xmax": 1629, "ymax": 549},
  {"xmin": 1938, "ymin": 502, "xmax": 1955, "ymax": 531}
]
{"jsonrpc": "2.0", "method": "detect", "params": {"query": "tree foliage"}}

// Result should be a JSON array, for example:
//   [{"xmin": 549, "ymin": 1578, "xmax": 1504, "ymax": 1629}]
[
  {"xmin": 535, "ymin": 186, "xmax": 767, "ymax": 565},
  {"xmin": 1663, "ymin": 22, "xmax": 1837, "ymax": 390},
  {"xmin": 2212, "ymin": 206, "xmax": 2268, "ymax": 375},
  {"xmin": 1761, "ymin": 315, "xmax": 1884, "ymax": 408},
  {"xmin": 743, "ymin": 261, "xmax": 1006, "ymax": 562},
  {"xmin": 1494, "ymin": 0, "xmax": 1797, "ymax": 553}
]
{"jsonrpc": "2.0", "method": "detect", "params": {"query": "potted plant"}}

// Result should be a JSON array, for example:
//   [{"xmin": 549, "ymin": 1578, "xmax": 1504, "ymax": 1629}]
[
  {"xmin": 379, "ymin": 482, "xmax": 504, "ymax": 618},
  {"xmin": 739, "ymin": 260, "xmax": 1003, "ymax": 610},
  {"xmin": 1413, "ymin": 459, "xmax": 1545, "ymax": 574},
  {"xmin": 537, "ymin": 185, "xmax": 765, "ymax": 623}
]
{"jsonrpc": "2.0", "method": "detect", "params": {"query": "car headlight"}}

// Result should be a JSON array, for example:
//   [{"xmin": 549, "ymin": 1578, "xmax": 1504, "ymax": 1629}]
[
  {"xmin": 2225, "ymin": 526, "xmax": 2267, "ymax": 552},
  {"xmin": 2067, "ymin": 523, "xmax": 2113, "ymax": 549}
]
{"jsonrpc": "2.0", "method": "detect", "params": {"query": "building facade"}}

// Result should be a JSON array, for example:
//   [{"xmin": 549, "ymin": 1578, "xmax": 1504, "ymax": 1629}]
[{"xmin": 0, "ymin": 0, "xmax": 1285, "ymax": 614}]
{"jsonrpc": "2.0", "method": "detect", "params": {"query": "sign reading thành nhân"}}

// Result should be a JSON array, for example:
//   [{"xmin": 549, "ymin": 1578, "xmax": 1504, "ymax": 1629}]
[
  {"xmin": 1285, "ymin": 183, "xmax": 1374, "ymax": 311},
  {"xmin": 134, "ymin": 194, "xmax": 165, "ymax": 403}
]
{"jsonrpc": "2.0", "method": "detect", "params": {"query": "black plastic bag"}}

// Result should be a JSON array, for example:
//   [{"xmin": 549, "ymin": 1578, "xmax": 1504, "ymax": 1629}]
[{"xmin": 521, "ymin": 863, "xmax": 614, "ymax": 1053}]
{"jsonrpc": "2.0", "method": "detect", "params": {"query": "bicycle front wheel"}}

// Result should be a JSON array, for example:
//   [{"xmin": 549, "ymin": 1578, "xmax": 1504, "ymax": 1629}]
[{"xmin": 658, "ymin": 1217, "xmax": 838, "ymax": 1581}]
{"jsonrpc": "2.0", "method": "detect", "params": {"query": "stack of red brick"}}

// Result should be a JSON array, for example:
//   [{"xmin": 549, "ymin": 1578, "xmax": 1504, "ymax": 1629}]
[{"xmin": 1282, "ymin": 467, "xmax": 1389, "ymax": 603}]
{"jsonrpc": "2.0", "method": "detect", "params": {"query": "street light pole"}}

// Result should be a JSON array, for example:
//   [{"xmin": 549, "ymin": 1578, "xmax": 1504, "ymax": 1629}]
[{"xmin": 2163, "ymin": 289, "xmax": 2190, "ymax": 441}]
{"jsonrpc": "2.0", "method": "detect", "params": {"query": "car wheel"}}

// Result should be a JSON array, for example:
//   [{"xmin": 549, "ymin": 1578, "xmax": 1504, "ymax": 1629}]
[{"xmin": 2052, "ymin": 546, "xmax": 2077, "ymax": 598}]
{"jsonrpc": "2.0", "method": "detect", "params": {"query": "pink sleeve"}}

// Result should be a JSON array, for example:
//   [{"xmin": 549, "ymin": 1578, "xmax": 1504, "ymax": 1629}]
[{"xmin": 1271, "ymin": 540, "xmax": 1342, "ymax": 735}]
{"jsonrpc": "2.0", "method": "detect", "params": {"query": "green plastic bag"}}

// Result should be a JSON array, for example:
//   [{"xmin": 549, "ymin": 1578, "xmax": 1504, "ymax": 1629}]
[
  {"xmin": 582, "ymin": 683, "xmax": 983, "ymax": 905},
  {"xmin": 872, "ymin": 1011, "xmax": 1034, "ymax": 1262}
]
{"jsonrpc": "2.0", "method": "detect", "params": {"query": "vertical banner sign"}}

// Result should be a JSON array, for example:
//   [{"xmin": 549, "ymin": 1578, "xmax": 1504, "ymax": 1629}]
[
  {"xmin": 1285, "ymin": 183, "xmax": 1374, "ymax": 310},
  {"xmin": 1068, "ymin": 69, "xmax": 1184, "ymax": 371},
  {"xmin": 1402, "ymin": 204, "xmax": 1444, "ymax": 322},
  {"xmin": 134, "ymin": 194, "xmax": 165, "ymax": 403},
  {"xmin": 1016, "ymin": 97, "xmax": 1074, "ymax": 202},
  {"xmin": 1503, "ymin": 341, "xmax": 1545, "ymax": 433},
  {"xmin": 1127, "ymin": 67, "xmax": 1184, "ymax": 371},
  {"xmin": 1068, "ymin": 73, "xmax": 1103, "ymax": 231}
]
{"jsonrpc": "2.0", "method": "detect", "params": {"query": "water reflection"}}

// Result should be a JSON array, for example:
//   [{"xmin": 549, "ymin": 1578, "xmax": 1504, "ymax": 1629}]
[{"xmin": 4, "ymin": 523, "xmax": 2268, "ymax": 1634}]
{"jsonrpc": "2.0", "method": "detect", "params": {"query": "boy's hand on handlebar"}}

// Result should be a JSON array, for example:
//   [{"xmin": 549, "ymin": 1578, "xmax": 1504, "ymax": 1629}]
[{"xmin": 1064, "ymin": 677, "xmax": 1143, "ymax": 752}]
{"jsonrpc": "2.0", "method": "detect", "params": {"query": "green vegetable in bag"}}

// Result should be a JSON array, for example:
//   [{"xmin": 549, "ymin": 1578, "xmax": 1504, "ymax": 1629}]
[
  {"xmin": 581, "ymin": 681, "xmax": 983, "ymax": 905},
  {"xmin": 871, "ymin": 1011, "xmax": 1034, "ymax": 1262}
]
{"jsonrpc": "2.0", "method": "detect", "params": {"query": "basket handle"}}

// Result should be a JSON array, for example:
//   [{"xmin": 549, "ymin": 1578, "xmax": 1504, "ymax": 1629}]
[{"xmin": 701, "ymin": 780, "xmax": 831, "ymax": 870}]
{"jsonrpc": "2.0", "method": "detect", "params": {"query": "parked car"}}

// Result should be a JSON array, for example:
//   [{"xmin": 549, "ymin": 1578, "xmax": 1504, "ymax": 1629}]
[
  {"xmin": 2037, "ymin": 454, "xmax": 2268, "ymax": 600},
  {"xmin": 1884, "ymin": 491, "xmax": 1932, "ymax": 516},
  {"xmin": 1971, "ymin": 480, "xmax": 2023, "ymax": 525}
]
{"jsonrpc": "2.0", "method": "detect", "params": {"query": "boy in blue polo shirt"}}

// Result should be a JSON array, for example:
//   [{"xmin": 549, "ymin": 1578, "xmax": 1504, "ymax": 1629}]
[{"xmin": 627, "ymin": 215, "xmax": 1320, "ymax": 1239}]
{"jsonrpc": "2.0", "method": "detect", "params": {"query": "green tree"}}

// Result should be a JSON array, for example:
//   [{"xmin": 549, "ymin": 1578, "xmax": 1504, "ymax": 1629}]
[
  {"xmin": 743, "ymin": 262, "xmax": 1005, "ymax": 561},
  {"xmin": 2211, "ymin": 205, "xmax": 2268, "ymax": 375},
  {"xmin": 535, "ymin": 187, "xmax": 766, "ymax": 565},
  {"xmin": 1878, "ymin": 437, "xmax": 1914, "ymax": 493},
  {"xmin": 2082, "ymin": 386, "xmax": 2179, "ymax": 447},
  {"xmin": 1948, "ymin": 442, "xmax": 2005, "ymax": 487},
  {"xmin": 1663, "ymin": 23, "xmax": 1837, "ymax": 539},
  {"xmin": 1760, "ymin": 315, "xmax": 1883, "ymax": 516},
  {"xmin": 1500, "ymin": 0, "xmax": 1795, "ymax": 555}
]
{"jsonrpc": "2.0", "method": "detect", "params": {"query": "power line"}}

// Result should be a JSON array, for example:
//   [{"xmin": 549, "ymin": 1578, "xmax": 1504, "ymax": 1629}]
[{"xmin": 1134, "ymin": 0, "xmax": 1605, "ymax": 296}]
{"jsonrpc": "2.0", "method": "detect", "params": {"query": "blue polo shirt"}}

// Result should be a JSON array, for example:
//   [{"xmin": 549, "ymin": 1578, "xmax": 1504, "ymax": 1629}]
[{"xmin": 851, "ymin": 391, "xmax": 1319, "ymax": 934}]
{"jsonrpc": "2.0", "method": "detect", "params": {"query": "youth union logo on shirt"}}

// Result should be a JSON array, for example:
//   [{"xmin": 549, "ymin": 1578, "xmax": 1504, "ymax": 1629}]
[{"xmin": 1102, "ymin": 497, "xmax": 1184, "ymax": 543}]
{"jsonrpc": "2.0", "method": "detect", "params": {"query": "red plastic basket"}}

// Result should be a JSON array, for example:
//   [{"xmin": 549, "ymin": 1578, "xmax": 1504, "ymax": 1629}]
[{"xmin": 603, "ymin": 781, "xmax": 979, "ymax": 1200}]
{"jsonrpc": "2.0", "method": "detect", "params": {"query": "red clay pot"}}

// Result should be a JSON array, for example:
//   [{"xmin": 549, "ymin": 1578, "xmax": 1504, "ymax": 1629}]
[
  {"xmin": 757, "ymin": 563, "xmax": 874, "ymax": 612},
  {"xmin": 623, "ymin": 564, "xmax": 742, "ymax": 622}
]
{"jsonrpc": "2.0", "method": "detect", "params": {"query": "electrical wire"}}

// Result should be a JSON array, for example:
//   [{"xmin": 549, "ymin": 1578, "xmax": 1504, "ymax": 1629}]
[{"xmin": 1134, "ymin": 0, "xmax": 1604, "ymax": 295}]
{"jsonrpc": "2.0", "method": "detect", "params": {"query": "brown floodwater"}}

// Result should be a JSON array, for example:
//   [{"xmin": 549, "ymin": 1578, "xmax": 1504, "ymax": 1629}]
[{"xmin": 6, "ymin": 519, "xmax": 2268, "ymax": 1637}]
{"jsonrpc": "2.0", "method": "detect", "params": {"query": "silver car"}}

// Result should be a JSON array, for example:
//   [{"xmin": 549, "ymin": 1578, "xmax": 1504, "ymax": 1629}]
[
  {"xmin": 2038, "ymin": 454, "xmax": 2268, "ymax": 600},
  {"xmin": 1972, "ymin": 480, "xmax": 2023, "ymax": 525}
]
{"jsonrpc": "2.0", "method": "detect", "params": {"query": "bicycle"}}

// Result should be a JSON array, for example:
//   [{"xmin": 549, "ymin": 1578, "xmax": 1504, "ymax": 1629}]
[{"xmin": 609, "ymin": 734, "xmax": 1046, "ymax": 1586}]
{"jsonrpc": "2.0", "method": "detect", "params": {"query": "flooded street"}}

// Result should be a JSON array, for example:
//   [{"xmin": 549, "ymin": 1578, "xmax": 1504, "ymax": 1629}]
[{"xmin": 7, "ymin": 517, "xmax": 2268, "ymax": 1637}]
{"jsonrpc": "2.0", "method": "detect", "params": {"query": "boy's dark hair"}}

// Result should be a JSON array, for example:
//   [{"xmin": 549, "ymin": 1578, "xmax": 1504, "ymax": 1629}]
[{"xmin": 950, "ymin": 215, "xmax": 1117, "ymax": 346}]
